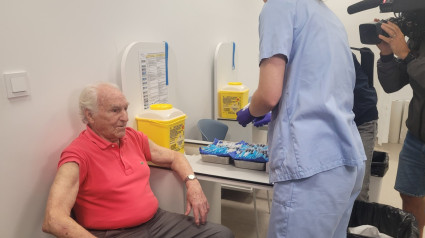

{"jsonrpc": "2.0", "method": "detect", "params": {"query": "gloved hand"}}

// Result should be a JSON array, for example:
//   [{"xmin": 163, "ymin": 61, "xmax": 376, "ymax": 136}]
[
  {"xmin": 236, "ymin": 104, "xmax": 255, "ymax": 127},
  {"xmin": 253, "ymin": 112, "xmax": 271, "ymax": 127}
]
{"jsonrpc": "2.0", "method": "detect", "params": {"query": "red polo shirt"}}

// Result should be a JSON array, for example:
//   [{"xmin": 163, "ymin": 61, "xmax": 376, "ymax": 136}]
[{"xmin": 58, "ymin": 126, "xmax": 158, "ymax": 230}]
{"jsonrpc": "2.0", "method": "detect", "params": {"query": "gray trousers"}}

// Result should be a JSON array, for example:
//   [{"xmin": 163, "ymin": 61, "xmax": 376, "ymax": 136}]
[
  {"xmin": 88, "ymin": 208, "xmax": 234, "ymax": 238},
  {"xmin": 356, "ymin": 120, "xmax": 378, "ymax": 202}
]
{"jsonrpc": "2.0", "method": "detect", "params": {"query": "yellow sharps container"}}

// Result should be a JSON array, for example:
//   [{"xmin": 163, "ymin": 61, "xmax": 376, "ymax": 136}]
[
  {"xmin": 218, "ymin": 82, "xmax": 249, "ymax": 119},
  {"xmin": 136, "ymin": 104, "xmax": 187, "ymax": 153}
]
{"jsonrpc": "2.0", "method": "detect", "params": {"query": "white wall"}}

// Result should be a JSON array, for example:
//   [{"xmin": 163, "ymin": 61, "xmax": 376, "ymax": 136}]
[{"xmin": 0, "ymin": 1, "xmax": 412, "ymax": 237}]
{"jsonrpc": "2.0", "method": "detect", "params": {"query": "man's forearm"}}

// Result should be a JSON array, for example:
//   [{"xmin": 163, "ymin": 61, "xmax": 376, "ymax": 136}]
[
  {"xmin": 170, "ymin": 151, "xmax": 195, "ymax": 181},
  {"xmin": 249, "ymin": 92, "xmax": 276, "ymax": 117},
  {"xmin": 377, "ymin": 59, "xmax": 409, "ymax": 93},
  {"xmin": 249, "ymin": 55, "xmax": 286, "ymax": 117},
  {"xmin": 42, "ymin": 215, "xmax": 95, "ymax": 238}
]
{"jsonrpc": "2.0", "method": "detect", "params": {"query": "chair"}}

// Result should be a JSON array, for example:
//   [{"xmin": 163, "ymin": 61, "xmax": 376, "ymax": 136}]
[
  {"xmin": 197, "ymin": 119, "xmax": 228, "ymax": 142},
  {"xmin": 197, "ymin": 118, "xmax": 269, "ymax": 238}
]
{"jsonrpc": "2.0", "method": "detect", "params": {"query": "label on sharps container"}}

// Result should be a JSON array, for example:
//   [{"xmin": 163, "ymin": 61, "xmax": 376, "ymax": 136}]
[
  {"xmin": 221, "ymin": 95, "xmax": 243, "ymax": 118},
  {"xmin": 169, "ymin": 123, "xmax": 185, "ymax": 152}
]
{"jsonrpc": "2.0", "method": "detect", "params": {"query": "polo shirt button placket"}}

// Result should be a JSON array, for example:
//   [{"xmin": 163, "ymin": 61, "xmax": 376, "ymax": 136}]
[{"xmin": 118, "ymin": 144, "xmax": 133, "ymax": 175}]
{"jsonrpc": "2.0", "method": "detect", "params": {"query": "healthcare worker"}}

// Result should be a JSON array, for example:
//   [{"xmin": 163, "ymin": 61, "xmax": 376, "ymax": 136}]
[{"xmin": 236, "ymin": 0, "xmax": 366, "ymax": 237}]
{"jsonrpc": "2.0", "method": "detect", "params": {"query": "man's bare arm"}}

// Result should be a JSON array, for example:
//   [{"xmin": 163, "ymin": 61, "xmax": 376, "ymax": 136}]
[{"xmin": 42, "ymin": 162, "xmax": 95, "ymax": 238}]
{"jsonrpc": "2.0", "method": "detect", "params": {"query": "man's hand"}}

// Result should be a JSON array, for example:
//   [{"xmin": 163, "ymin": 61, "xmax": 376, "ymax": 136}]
[
  {"xmin": 236, "ymin": 104, "xmax": 255, "ymax": 127},
  {"xmin": 151, "ymin": 141, "xmax": 210, "ymax": 226},
  {"xmin": 253, "ymin": 112, "xmax": 271, "ymax": 127},
  {"xmin": 374, "ymin": 19, "xmax": 393, "ymax": 56},
  {"xmin": 378, "ymin": 20, "xmax": 410, "ymax": 59},
  {"xmin": 184, "ymin": 180, "xmax": 210, "ymax": 226}
]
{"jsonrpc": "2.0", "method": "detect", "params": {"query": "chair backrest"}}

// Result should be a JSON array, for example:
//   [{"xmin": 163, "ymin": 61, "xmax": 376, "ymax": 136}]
[{"xmin": 197, "ymin": 119, "xmax": 229, "ymax": 142}]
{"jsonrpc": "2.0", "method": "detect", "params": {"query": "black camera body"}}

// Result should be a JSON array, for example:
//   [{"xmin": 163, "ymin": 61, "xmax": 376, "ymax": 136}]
[
  {"xmin": 348, "ymin": 0, "xmax": 425, "ymax": 45},
  {"xmin": 359, "ymin": 16, "xmax": 421, "ymax": 44},
  {"xmin": 359, "ymin": 20, "xmax": 390, "ymax": 45}
]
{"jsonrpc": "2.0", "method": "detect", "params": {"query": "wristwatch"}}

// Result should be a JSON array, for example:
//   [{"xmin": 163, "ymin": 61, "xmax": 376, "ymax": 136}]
[
  {"xmin": 402, "ymin": 52, "xmax": 416, "ymax": 65},
  {"xmin": 184, "ymin": 174, "xmax": 197, "ymax": 183}
]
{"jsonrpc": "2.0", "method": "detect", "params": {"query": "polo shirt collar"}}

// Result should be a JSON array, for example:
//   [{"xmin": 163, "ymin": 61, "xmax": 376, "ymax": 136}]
[{"xmin": 84, "ymin": 125, "xmax": 127, "ymax": 149}]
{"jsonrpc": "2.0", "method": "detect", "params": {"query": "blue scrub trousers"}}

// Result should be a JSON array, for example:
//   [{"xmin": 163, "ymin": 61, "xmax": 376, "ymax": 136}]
[{"xmin": 267, "ymin": 164, "xmax": 365, "ymax": 238}]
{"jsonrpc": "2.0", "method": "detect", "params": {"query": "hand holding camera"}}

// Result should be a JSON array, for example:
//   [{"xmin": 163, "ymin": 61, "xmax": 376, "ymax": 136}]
[
  {"xmin": 352, "ymin": 0, "xmax": 425, "ymax": 51},
  {"xmin": 376, "ymin": 20, "xmax": 411, "ymax": 59}
]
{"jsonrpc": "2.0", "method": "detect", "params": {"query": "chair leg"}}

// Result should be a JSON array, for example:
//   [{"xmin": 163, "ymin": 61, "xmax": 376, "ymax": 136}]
[
  {"xmin": 267, "ymin": 190, "xmax": 271, "ymax": 214},
  {"xmin": 253, "ymin": 189, "xmax": 259, "ymax": 238}
]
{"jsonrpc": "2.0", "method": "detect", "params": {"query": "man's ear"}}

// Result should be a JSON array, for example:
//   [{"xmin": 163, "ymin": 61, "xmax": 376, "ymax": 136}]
[{"xmin": 85, "ymin": 109, "xmax": 95, "ymax": 124}]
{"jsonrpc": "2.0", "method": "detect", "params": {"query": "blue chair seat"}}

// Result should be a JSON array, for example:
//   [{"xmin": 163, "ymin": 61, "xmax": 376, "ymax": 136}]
[{"xmin": 197, "ymin": 119, "xmax": 228, "ymax": 142}]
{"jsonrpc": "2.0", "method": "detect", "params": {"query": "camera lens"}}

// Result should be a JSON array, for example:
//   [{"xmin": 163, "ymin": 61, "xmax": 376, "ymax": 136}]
[{"xmin": 359, "ymin": 23, "xmax": 384, "ymax": 44}]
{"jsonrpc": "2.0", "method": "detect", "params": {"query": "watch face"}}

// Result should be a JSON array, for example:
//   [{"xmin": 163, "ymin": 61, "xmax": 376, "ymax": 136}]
[{"xmin": 188, "ymin": 174, "xmax": 195, "ymax": 180}]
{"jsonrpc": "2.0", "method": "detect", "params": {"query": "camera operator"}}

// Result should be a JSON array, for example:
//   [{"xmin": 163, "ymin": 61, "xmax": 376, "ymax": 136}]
[{"xmin": 375, "ymin": 10, "xmax": 425, "ymax": 237}]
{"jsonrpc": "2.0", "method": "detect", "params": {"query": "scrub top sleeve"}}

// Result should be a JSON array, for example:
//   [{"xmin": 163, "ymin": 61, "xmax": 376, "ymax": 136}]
[{"xmin": 259, "ymin": 0, "xmax": 295, "ymax": 62}]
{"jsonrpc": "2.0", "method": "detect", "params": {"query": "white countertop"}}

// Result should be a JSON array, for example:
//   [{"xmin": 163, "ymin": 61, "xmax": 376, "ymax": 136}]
[{"xmin": 185, "ymin": 154, "xmax": 272, "ymax": 189}]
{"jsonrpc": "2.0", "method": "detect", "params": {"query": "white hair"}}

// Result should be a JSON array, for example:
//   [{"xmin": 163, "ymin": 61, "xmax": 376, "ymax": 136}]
[{"xmin": 79, "ymin": 82, "xmax": 120, "ymax": 124}]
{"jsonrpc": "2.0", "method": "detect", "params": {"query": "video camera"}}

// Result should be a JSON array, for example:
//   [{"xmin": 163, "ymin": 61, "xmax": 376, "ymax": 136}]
[{"xmin": 347, "ymin": 0, "xmax": 425, "ymax": 45}]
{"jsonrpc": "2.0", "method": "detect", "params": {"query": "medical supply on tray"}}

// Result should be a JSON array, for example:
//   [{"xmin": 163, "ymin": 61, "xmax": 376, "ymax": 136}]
[
  {"xmin": 199, "ymin": 139, "xmax": 268, "ymax": 170},
  {"xmin": 136, "ymin": 104, "xmax": 186, "ymax": 153}
]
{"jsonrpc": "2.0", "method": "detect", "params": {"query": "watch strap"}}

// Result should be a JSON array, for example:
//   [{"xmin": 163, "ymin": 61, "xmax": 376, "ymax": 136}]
[{"xmin": 402, "ymin": 52, "xmax": 416, "ymax": 65}]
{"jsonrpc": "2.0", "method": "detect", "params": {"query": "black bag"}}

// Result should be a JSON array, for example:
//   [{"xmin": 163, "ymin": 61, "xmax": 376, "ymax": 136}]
[{"xmin": 348, "ymin": 200, "xmax": 419, "ymax": 238}]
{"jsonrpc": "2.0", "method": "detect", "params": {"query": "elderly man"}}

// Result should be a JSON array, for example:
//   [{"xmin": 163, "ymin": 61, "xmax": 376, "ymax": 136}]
[{"xmin": 42, "ymin": 82, "xmax": 233, "ymax": 238}]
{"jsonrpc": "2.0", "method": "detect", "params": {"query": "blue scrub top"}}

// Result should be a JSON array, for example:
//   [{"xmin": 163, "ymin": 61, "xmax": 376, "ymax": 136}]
[{"xmin": 259, "ymin": 0, "xmax": 366, "ymax": 182}]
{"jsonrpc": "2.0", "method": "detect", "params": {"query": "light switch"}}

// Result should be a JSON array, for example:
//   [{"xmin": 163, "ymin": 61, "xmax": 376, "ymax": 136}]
[
  {"xmin": 11, "ymin": 76, "xmax": 27, "ymax": 93},
  {"xmin": 4, "ymin": 71, "xmax": 30, "ymax": 99}
]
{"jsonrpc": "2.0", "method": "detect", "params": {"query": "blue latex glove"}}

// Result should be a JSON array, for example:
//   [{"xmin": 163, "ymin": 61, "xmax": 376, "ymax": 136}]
[
  {"xmin": 253, "ymin": 112, "xmax": 271, "ymax": 127},
  {"xmin": 236, "ymin": 104, "xmax": 255, "ymax": 127}
]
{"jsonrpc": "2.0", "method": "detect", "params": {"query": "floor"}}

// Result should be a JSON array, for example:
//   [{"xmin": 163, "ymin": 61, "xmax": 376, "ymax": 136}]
[{"xmin": 220, "ymin": 143, "xmax": 405, "ymax": 238}]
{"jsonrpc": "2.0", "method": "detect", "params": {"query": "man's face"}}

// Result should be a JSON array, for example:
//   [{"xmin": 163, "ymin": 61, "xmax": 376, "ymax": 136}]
[{"xmin": 87, "ymin": 86, "xmax": 129, "ymax": 143}]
